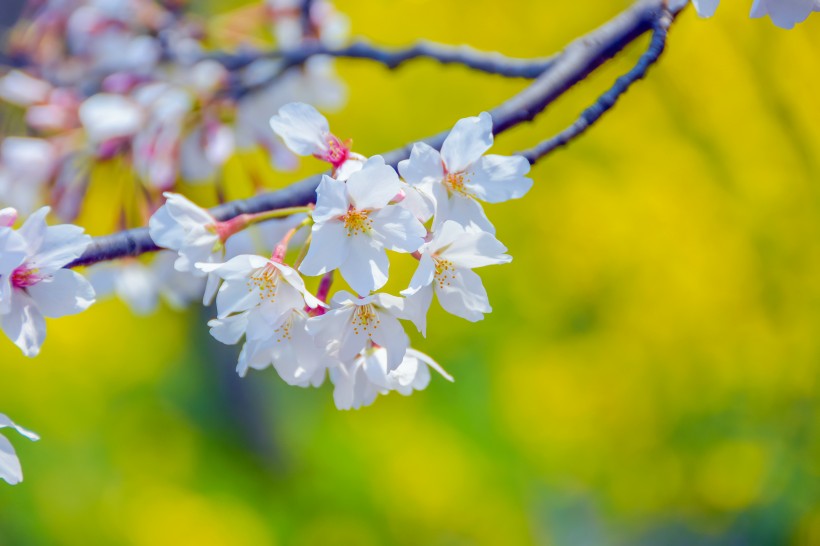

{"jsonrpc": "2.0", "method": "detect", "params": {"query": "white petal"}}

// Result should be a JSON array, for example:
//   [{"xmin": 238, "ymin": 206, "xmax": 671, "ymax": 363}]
[
  {"xmin": 198, "ymin": 254, "xmax": 268, "ymax": 279},
  {"xmin": 370, "ymin": 313, "xmax": 409, "ymax": 369},
  {"xmin": 370, "ymin": 206, "xmax": 426, "ymax": 253},
  {"xmin": 434, "ymin": 221, "xmax": 511, "ymax": 268},
  {"xmin": 162, "ymin": 193, "xmax": 214, "ymax": 227},
  {"xmin": 298, "ymin": 221, "xmax": 349, "ymax": 277},
  {"xmin": 400, "ymin": 284, "xmax": 433, "ymax": 337},
  {"xmin": 0, "ymin": 414, "xmax": 39, "ymax": 440},
  {"xmin": 16, "ymin": 207, "xmax": 49, "ymax": 255},
  {"xmin": 0, "ymin": 434, "xmax": 23, "ymax": 485},
  {"xmin": 467, "ymin": 155, "xmax": 533, "ymax": 204},
  {"xmin": 405, "ymin": 253, "xmax": 436, "ymax": 293},
  {"xmin": 313, "ymin": 175, "xmax": 349, "ymax": 223},
  {"xmin": 339, "ymin": 236, "xmax": 389, "ymax": 295},
  {"xmin": 435, "ymin": 267, "xmax": 491, "ymax": 322},
  {"xmin": 432, "ymin": 185, "xmax": 495, "ymax": 234},
  {"xmin": 440, "ymin": 112, "xmax": 494, "ymax": 173},
  {"xmin": 345, "ymin": 156, "xmax": 402, "ymax": 210},
  {"xmin": 693, "ymin": 0, "xmax": 720, "ymax": 17},
  {"xmin": 269, "ymin": 102, "xmax": 330, "ymax": 156},
  {"xmin": 406, "ymin": 348, "xmax": 454, "ymax": 383},
  {"xmin": 398, "ymin": 142, "xmax": 444, "ymax": 188},
  {"xmin": 362, "ymin": 348, "xmax": 392, "ymax": 389},
  {"xmin": 208, "ymin": 312, "xmax": 250, "ymax": 345},
  {"xmin": 29, "ymin": 225, "xmax": 92, "ymax": 273},
  {"xmin": 0, "ymin": 228, "xmax": 26, "ymax": 275},
  {"xmin": 27, "ymin": 269, "xmax": 95, "ymax": 318},
  {"xmin": 1, "ymin": 291, "xmax": 46, "ymax": 357}
]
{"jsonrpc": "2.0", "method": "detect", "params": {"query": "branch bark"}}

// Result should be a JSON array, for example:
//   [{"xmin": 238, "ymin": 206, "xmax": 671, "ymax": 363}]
[{"xmin": 68, "ymin": 0, "xmax": 688, "ymax": 269}]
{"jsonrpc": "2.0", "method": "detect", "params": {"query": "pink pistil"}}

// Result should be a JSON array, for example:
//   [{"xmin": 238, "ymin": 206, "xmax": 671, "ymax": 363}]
[
  {"xmin": 315, "ymin": 134, "xmax": 351, "ymax": 170},
  {"xmin": 11, "ymin": 266, "xmax": 41, "ymax": 288}
]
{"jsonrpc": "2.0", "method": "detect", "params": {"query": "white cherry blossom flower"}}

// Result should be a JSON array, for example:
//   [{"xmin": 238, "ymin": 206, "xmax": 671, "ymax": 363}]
[
  {"xmin": 235, "ymin": 308, "xmax": 336, "ymax": 386},
  {"xmin": 79, "ymin": 93, "xmax": 145, "ymax": 145},
  {"xmin": 0, "ymin": 207, "xmax": 95, "ymax": 357},
  {"xmin": 397, "ymin": 112, "xmax": 532, "ymax": 234},
  {"xmin": 330, "ymin": 346, "xmax": 452, "ymax": 410},
  {"xmin": 270, "ymin": 102, "xmax": 364, "ymax": 179},
  {"xmin": 307, "ymin": 290, "xmax": 413, "ymax": 369},
  {"xmin": 299, "ymin": 157, "xmax": 427, "ymax": 295},
  {"xmin": 200, "ymin": 254, "xmax": 323, "ymax": 322},
  {"xmin": 0, "ymin": 413, "xmax": 39, "ymax": 485},
  {"xmin": 149, "ymin": 193, "xmax": 224, "ymax": 304},
  {"xmin": 0, "ymin": 137, "xmax": 57, "ymax": 215},
  {"xmin": 403, "ymin": 221, "xmax": 511, "ymax": 334}
]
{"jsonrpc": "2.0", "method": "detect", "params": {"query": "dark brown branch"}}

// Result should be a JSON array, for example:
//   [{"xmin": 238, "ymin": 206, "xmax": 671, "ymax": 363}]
[
  {"xmin": 68, "ymin": 0, "xmax": 687, "ymax": 269},
  {"xmin": 519, "ymin": 12, "xmax": 672, "ymax": 163}
]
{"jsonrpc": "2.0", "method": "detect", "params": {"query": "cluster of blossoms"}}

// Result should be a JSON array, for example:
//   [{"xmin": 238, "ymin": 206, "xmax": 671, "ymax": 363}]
[
  {"xmin": 147, "ymin": 102, "xmax": 532, "ymax": 410},
  {"xmin": 0, "ymin": 0, "xmax": 813, "ymax": 487},
  {"xmin": 0, "ymin": 0, "xmax": 348, "ymax": 220},
  {"xmin": 693, "ymin": 0, "xmax": 820, "ymax": 28}
]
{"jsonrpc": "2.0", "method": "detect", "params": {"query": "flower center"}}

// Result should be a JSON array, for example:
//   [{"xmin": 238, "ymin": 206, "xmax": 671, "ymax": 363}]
[
  {"xmin": 341, "ymin": 208, "xmax": 373, "ymax": 236},
  {"xmin": 352, "ymin": 304, "xmax": 380, "ymax": 337},
  {"xmin": 248, "ymin": 263, "xmax": 280, "ymax": 302},
  {"xmin": 444, "ymin": 172, "xmax": 471, "ymax": 197},
  {"xmin": 434, "ymin": 258, "xmax": 456, "ymax": 288},
  {"xmin": 11, "ymin": 266, "xmax": 42, "ymax": 288},
  {"xmin": 317, "ymin": 134, "xmax": 351, "ymax": 169}
]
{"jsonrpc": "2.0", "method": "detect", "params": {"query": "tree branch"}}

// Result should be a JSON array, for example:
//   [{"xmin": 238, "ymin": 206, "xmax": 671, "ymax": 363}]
[
  {"xmin": 518, "ymin": 13, "xmax": 672, "ymax": 163},
  {"xmin": 67, "ymin": 0, "xmax": 687, "ymax": 270}
]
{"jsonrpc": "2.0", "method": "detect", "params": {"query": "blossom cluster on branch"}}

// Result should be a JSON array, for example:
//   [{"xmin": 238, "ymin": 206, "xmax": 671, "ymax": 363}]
[{"xmin": 0, "ymin": 0, "xmax": 804, "ymax": 485}]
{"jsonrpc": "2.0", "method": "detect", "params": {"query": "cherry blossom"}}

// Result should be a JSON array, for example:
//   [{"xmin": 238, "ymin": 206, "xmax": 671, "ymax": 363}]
[
  {"xmin": 0, "ymin": 207, "xmax": 95, "ymax": 357},
  {"xmin": 270, "ymin": 102, "xmax": 364, "ymax": 179},
  {"xmin": 0, "ymin": 413, "xmax": 39, "ymax": 485},
  {"xmin": 307, "ymin": 290, "xmax": 414, "ymax": 369},
  {"xmin": 397, "ymin": 112, "xmax": 532, "ymax": 234},
  {"xmin": 236, "ymin": 308, "xmax": 336, "ymax": 386},
  {"xmin": 299, "ymin": 157, "xmax": 427, "ymax": 294},
  {"xmin": 330, "ymin": 346, "xmax": 453, "ymax": 410},
  {"xmin": 199, "ymin": 254, "xmax": 323, "ymax": 322},
  {"xmin": 148, "ymin": 193, "xmax": 225, "ymax": 304},
  {"xmin": 0, "ymin": 138, "xmax": 58, "ymax": 215},
  {"xmin": 403, "ymin": 221, "xmax": 511, "ymax": 335}
]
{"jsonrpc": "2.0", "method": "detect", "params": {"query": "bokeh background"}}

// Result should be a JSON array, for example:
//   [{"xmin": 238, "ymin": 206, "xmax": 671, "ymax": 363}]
[{"xmin": 1, "ymin": 0, "xmax": 820, "ymax": 544}]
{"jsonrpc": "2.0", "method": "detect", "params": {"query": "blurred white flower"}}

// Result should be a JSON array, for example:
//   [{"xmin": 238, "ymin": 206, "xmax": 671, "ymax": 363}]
[
  {"xmin": 0, "ymin": 138, "xmax": 57, "ymax": 215},
  {"xmin": 88, "ymin": 252, "xmax": 205, "ymax": 315}
]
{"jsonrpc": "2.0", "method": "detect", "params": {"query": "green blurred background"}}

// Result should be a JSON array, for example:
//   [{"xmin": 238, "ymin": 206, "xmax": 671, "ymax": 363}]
[{"xmin": 2, "ymin": 0, "xmax": 820, "ymax": 544}]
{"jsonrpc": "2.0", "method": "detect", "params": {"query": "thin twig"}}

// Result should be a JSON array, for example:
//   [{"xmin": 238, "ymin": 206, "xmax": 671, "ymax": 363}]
[
  {"xmin": 67, "ymin": 0, "xmax": 686, "ymax": 269},
  {"xmin": 210, "ymin": 39, "xmax": 556, "ymax": 79},
  {"xmin": 518, "ymin": 13, "xmax": 672, "ymax": 163}
]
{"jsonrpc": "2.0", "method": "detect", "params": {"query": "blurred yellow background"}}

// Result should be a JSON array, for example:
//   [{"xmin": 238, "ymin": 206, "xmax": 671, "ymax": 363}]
[{"xmin": 1, "ymin": 0, "xmax": 820, "ymax": 544}]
